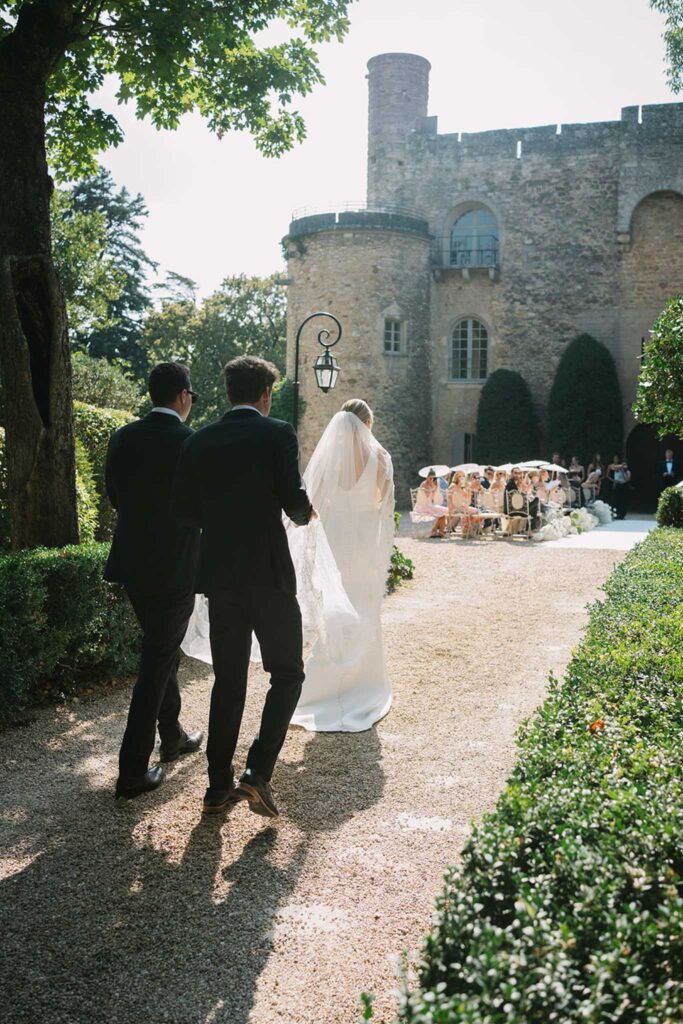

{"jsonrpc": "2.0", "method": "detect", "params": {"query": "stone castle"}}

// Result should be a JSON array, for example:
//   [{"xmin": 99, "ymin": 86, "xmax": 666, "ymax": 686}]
[{"xmin": 284, "ymin": 52, "xmax": 683, "ymax": 502}]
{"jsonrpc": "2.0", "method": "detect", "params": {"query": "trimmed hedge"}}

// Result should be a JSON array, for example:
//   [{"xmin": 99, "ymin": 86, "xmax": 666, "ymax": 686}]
[
  {"xmin": 475, "ymin": 369, "xmax": 540, "ymax": 464},
  {"xmin": 656, "ymin": 486, "xmax": 683, "ymax": 528},
  {"xmin": 0, "ymin": 543, "xmax": 139, "ymax": 722},
  {"xmin": 73, "ymin": 401, "xmax": 134, "ymax": 539},
  {"xmin": 548, "ymin": 333, "xmax": 623, "ymax": 466},
  {"xmin": 396, "ymin": 529, "xmax": 683, "ymax": 1024}
]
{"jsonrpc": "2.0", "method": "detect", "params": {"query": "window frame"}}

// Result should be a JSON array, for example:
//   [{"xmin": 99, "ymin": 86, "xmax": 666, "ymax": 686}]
[
  {"xmin": 448, "ymin": 317, "xmax": 489, "ymax": 382},
  {"xmin": 383, "ymin": 316, "xmax": 406, "ymax": 356}
]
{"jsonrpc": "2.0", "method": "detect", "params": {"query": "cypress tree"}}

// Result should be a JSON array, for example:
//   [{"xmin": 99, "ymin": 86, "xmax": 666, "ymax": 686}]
[
  {"xmin": 475, "ymin": 369, "xmax": 540, "ymax": 464},
  {"xmin": 548, "ymin": 334, "xmax": 623, "ymax": 464}
]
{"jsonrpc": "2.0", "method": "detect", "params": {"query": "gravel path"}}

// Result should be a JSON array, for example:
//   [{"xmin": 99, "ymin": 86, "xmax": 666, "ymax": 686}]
[{"xmin": 0, "ymin": 537, "xmax": 623, "ymax": 1024}]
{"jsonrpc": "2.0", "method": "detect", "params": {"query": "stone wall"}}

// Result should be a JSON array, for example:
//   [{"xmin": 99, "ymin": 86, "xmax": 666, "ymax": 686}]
[{"xmin": 285, "ymin": 219, "xmax": 432, "ymax": 505}]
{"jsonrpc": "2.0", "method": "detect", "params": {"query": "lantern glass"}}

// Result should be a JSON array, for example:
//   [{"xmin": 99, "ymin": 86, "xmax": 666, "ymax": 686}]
[{"xmin": 313, "ymin": 350, "xmax": 340, "ymax": 393}]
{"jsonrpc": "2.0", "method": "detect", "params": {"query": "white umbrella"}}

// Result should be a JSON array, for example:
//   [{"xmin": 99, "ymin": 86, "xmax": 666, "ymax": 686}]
[
  {"xmin": 542, "ymin": 464, "xmax": 569, "ymax": 474},
  {"xmin": 450, "ymin": 462, "xmax": 479, "ymax": 474},
  {"xmin": 518, "ymin": 459, "xmax": 547, "ymax": 469},
  {"xmin": 418, "ymin": 464, "xmax": 451, "ymax": 478},
  {"xmin": 495, "ymin": 463, "xmax": 514, "ymax": 473}
]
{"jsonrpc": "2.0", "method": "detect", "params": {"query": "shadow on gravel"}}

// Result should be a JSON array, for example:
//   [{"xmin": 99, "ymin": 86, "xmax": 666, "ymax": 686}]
[{"xmin": 0, "ymin": 727, "xmax": 384, "ymax": 1024}]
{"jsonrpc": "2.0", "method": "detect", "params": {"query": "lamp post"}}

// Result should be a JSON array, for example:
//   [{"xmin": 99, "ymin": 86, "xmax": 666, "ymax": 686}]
[{"xmin": 292, "ymin": 311, "xmax": 342, "ymax": 430}]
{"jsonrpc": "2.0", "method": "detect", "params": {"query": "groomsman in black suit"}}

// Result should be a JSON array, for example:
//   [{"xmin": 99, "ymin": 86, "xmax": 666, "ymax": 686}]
[
  {"xmin": 659, "ymin": 448, "xmax": 680, "ymax": 492},
  {"xmin": 172, "ymin": 356, "xmax": 314, "ymax": 817},
  {"xmin": 105, "ymin": 363, "xmax": 203, "ymax": 799}
]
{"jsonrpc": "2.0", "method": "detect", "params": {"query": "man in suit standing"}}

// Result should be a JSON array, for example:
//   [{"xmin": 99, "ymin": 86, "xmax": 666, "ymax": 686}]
[
  {"xmin": 659, "ymin": 448, "xmax": 680, "ymax": 492},
  {"xmin": 172, "ymin": 356, "xmax": 315, "ymax": 818},
  {"xmin": 105, "ymin": 362, "xmax": 203, "ymax": 799}
]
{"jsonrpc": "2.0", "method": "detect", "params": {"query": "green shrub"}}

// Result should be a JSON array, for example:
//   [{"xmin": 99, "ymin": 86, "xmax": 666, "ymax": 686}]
[
  {"xmin": 548, "ymin": 333, "xmax": 623, "ymax": 465},
  {"xmin": 73, "ymin": 401, "xmax": 134, "ymax": 539},
  {"xmin": 0, "ymin": 543, "xmax": 139, "ymax": 722},
  {"xmin": 395, "ymin": 529, "xmax": 683, "ymax": 1024},
  {"xmin": 387, "ymin": 512, "xmax": 415, "ymax": 593},
  {"xmin": 656, "ymin": 486, "xmax": 683, "ymax": 528},
  {"xmin": 475, "ymin": 369, "xmax": 540, "ymax": 464},
  {"xmin": 633, "ymin": 295, "xmax": 683, "ymax": 439},
  {"xmin": 71, "ymin": 351, "xmax": 144, "ymax": 414}
]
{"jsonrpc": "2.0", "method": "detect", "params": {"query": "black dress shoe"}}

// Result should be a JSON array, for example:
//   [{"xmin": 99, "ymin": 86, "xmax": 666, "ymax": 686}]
[
  {"xmin": 236, "ymin": 769, "xmax": 279, "ymax": 818},
  {"xmin": 115, "ymin": 765, "xmax": 165, "ymax": 800},
  {"xmin": 160, "ymin": 728, "xmax": 204, "ymax": 763},
  {"xmin": 202, "ymin": 785, "xmax": 243, "ymax": 815}
]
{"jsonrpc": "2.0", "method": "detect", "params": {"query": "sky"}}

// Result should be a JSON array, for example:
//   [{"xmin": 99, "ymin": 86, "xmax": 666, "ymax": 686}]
[{"xmin": 94, "ymin": 0, "xmax": 675, "ymax": 297}]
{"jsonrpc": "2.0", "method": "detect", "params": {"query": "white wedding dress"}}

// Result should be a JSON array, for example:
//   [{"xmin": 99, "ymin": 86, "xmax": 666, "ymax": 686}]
[
  {"xmin": 291, "ymin": 411, "xmax": 395, "ymax": 731},
  {"xmin": 182, "ymin": 410, "xmax": 395, "ymax": 733}
]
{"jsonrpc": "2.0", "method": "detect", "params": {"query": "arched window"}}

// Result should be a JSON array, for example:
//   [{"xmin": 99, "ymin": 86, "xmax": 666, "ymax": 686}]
[
  {"xmin": 450, "ymin": 207, "xmax": 499, "ymax": 267},
  {"xmin": 449, "ymin": 318, "xmax": 488, "ymax": 381}
]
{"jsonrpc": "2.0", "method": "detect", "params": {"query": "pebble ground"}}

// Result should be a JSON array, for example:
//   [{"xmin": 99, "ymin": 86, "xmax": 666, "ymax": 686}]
[{"xmin": 0, "ymin": 536, "xmax": 623, "ymax": 1024}]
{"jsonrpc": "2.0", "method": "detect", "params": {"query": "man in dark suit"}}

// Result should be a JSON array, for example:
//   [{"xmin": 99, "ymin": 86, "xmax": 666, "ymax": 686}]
[
  {"xmin": 659, "ymin": 448, "xmax": 680, "ymax": 492},
  {"xmin": 172, "ymin": 355, "xmax": 314, "ymax": 818},
  {"xmin": 105, "ymin": 362, "xmax": 203, "ymax": 799}
]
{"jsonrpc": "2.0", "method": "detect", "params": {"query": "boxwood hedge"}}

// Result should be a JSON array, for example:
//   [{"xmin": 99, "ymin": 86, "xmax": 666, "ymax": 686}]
[
  {"xmin": 0, "ymin": 543, "xmax": 139, "ymax": 723},
  {"xmin": 397, "ymin": 529, "xmax": 683, "ymax": 1024}
]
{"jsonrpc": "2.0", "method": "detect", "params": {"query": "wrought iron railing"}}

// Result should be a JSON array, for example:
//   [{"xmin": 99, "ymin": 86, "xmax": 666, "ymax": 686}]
[
  {"xmin": 431, "ymin": 237, "xmax": 499, "ymax": 269},
  {"xmin": 291, "ymin": 200, "xmax": 427, "ymax": 221}
]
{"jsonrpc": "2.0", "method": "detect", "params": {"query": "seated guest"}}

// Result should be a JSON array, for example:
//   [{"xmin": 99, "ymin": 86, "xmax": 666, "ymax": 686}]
[
  {"xmin": 505, "ymin": 466, "xmax": 523, "ymax": 492},
  {"xmin": 461, "ymin": 473, "xmax": 485, "ymax": 537},
  {"xmin": 412, "ymin": 468, "xmax": 448, "ymax": 537},
  {"xmin": 582, "ymin": 467, "xmax": 602, "ymax": 504},
  {"xmin": 487, "ymin": 470, "xmax": 507, "ymax": 512},
  {"xmin": 480, "ymin": 466, "xmax": 495, "ymax": 490},
  {"xmin": 447, "ymin": 471, "xmax": 470, "ymax": 529},
  {"xmin": 587, "ymin": 453, "xmax": 604, "ymax": 486},
  {"xmin": 537, "ymin": 468, "xmax": 551, "ymax": 505}
]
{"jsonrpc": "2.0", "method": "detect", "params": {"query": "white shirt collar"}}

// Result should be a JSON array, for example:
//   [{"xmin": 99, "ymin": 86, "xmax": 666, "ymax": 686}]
[
  {"xmin": 231, "ymin": 405, "xmax": 262, "ymax": 415},
  {"xmin": 151, "ymin": 406, "xmax": 182, "ymax": 421}
]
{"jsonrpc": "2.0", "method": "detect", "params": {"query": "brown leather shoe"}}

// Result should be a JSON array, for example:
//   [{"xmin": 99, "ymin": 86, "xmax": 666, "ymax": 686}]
[{"xmin": 236, "ymin": 769, "xmax": 279, "ymax": 818}]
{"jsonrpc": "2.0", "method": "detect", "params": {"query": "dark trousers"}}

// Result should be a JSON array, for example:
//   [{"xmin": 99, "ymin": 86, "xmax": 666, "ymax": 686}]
[
  {"xmin": 612, "ymin": 482, "xmax": 629, "ymax": 520},
  {"xmin": 207, "ymin": 586, "xmax": 304, "ymax": 789},
  {"xmin": 118, "ymin": 586, "xmax": 195, "ymax": 778}
]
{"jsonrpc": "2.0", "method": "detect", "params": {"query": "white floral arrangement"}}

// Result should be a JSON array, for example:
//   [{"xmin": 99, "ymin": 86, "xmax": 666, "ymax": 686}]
[
  {"xmin": 590, "ymin": 499, "xmax": 616, "ymax": 525},
  {"xmin": 533, "ymin": 506, "xmax": 599, "ymax": 542},
  {"xmin": 570, "ymin": 507, "xmax": 599, "ymax": 533}
]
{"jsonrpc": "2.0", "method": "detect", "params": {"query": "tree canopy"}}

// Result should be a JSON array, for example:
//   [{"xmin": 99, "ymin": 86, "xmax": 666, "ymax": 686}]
[
  {"xmin": 51, "ymin": 185, "xmax": 125, "ymax": 339},
  {"xmin": 68, "ymin": 168, "xmax": 156, "ymax": 374},
  {"xmin": 142, "ymin": 273, "xmax": 287, "ymax": 425},
  {"xmin": 633, "ymin": 295, "xmax": 683, "ymax": 438},
  {"xmin": 651, "ymin": 1, "xmax": 683, "ymax": 91},
  {"xmin": 475, "ymin": 369, "xmax": 540, "ymax": 464},
  {"xmin": 0, "ymin": 0, "xmax": 353, "ymax": 181},
  {"xmin": 548, "ymin": 334, "xmax": 623, "ymax": 465}
]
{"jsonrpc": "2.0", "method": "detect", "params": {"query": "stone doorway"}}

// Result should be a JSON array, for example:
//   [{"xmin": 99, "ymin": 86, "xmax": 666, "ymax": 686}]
[{"xmin": 625, "ymin": 424, "xmax": 683, "ymax": 512}]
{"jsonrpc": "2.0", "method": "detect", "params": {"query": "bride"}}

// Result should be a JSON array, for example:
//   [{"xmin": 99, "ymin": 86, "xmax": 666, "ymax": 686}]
[
  {"xmin": 182, "ymin": 397, "xmax": 395, "ymax": 733},
  {"xmin": 291, "ymin": 398, "xmax": 395, "ymax": 731}
]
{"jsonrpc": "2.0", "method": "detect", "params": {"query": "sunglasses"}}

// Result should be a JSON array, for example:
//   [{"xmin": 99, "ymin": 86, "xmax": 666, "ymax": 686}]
[{"xmin": 187, "ymin": 389, "xmax": 199, "ymax": 403}]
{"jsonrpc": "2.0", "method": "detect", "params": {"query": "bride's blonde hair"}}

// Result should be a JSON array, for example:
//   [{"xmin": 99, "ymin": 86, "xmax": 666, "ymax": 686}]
[{"xmin": 341, "ymin": 398, "xmax": 373, "ymax": 427}]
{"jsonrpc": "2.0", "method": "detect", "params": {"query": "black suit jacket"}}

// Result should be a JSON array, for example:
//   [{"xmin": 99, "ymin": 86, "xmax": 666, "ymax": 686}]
[
  {"xmin": 104, "ymin": 412, "xmax": 200, "ymax": 594},
  {"xmin": 659, "ymin": 459, "xmax": 680, "ymax": 482},
  {"xmin": 171, "ymin": 409, "xmax": 313, "ymax": 595}
]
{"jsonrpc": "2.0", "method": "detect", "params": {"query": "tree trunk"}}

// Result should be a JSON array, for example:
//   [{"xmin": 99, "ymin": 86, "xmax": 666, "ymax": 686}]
[{"xmin": 0, "ymin": 3, "xmax": 78, "ymax": 548}]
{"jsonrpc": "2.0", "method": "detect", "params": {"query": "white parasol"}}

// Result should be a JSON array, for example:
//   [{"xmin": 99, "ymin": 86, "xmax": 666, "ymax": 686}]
[
  {"xmin": 540, "ymin": 463, "xmax": 569, "ymax": 474},
  {"xmin": 450, "ymin": 462, "xmax": 480, "ymax": 474},
  {"xmin": 418, "ymin": 464, "xmax": 451, "ymax": 478},
  {"xmin": 518, "ymin": 460, "xmax": 547, "ymax": 469}
]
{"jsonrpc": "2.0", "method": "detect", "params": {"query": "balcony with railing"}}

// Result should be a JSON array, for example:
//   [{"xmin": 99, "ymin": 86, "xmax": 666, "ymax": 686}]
[{"xmin": 431, "ymin": 234, "xmax": 500, "ymax": 277}]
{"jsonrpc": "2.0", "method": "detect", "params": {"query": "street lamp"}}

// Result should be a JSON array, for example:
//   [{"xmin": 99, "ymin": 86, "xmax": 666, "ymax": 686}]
[{"xmin": 292, "ymin": 311, "xmax": 342, "ymax": 430}]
